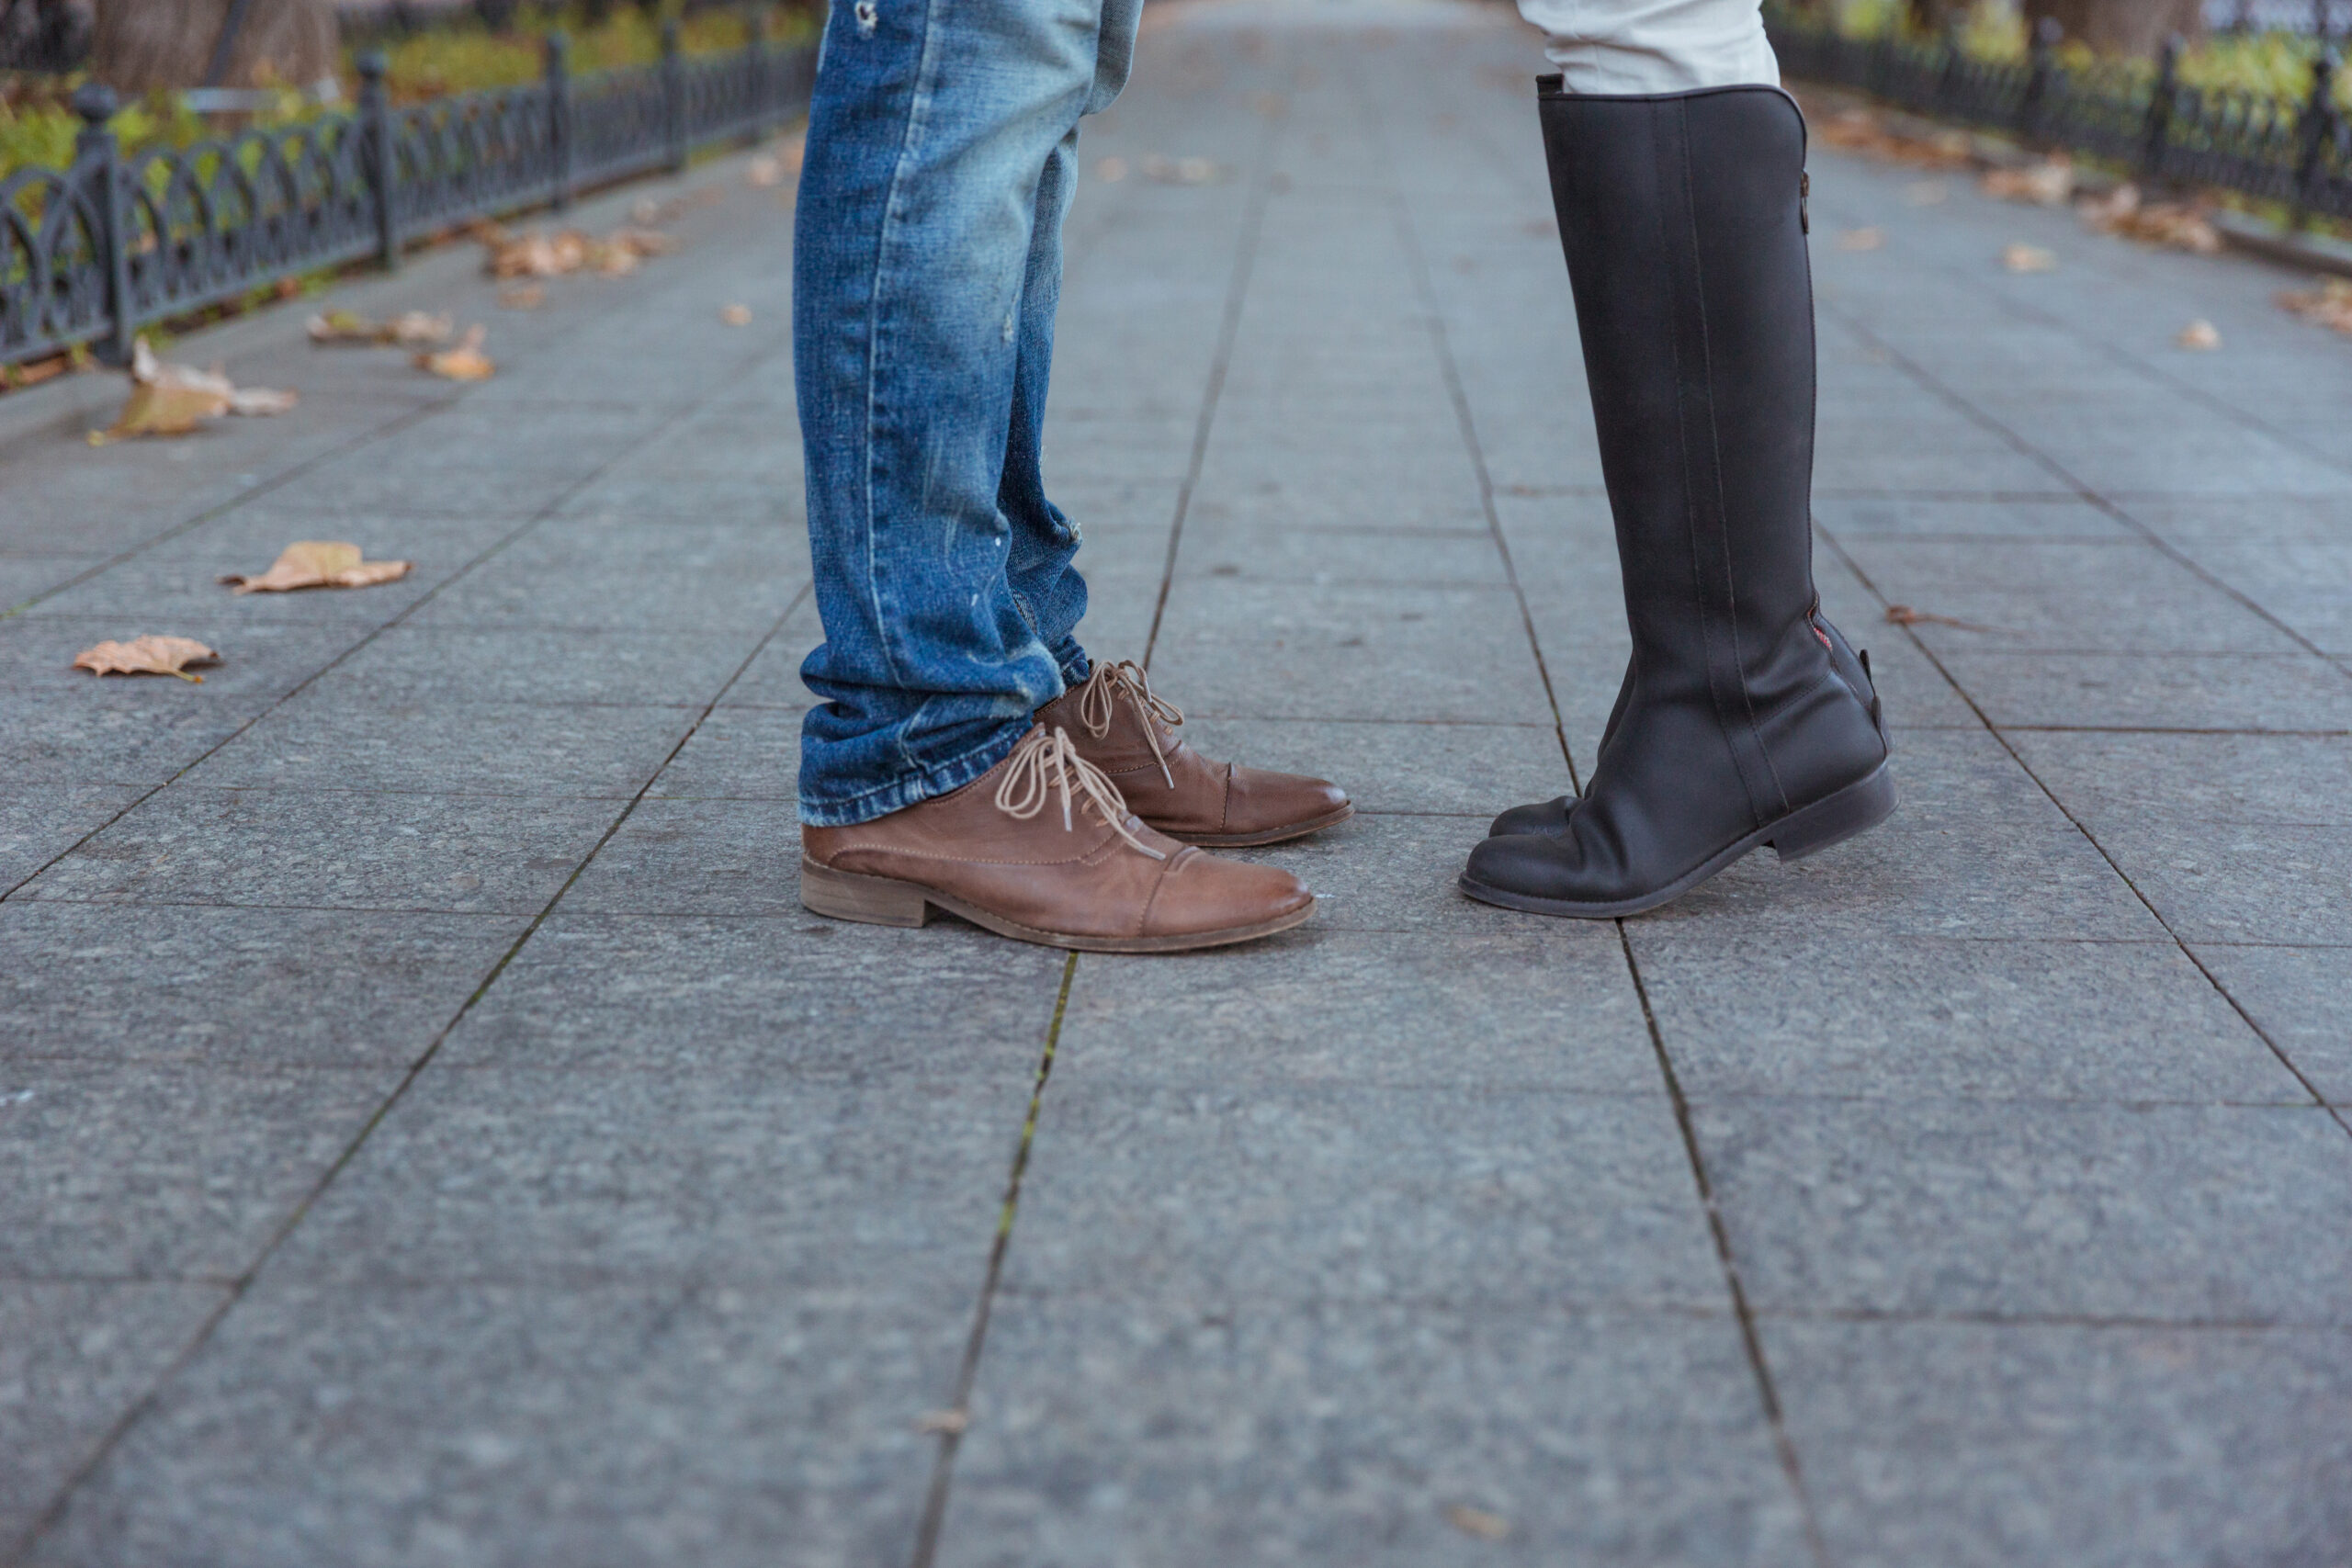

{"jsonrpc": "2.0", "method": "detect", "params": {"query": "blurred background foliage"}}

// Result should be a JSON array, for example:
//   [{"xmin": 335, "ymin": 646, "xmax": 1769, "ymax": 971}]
[{"xmin": 0, "ymin": 1, "xmax": 816, "ymax": 180}]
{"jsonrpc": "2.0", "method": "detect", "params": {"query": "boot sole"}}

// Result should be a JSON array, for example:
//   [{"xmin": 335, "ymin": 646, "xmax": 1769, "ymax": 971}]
[
  {"xmin": 1160, "ymin": 803, "xmax": 1356, "ymax": 848},
  {"xmin": 1457, "ymin": 761, "xmax": 1898, "ymax": 920},
  {"xmin": 799, "ymin": 856, "xmax": 1317, "ymax": 953}
]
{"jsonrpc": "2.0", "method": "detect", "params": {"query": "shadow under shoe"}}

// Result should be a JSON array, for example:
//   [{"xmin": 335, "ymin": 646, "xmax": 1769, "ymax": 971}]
[
  {"xmin": 802, "ymin": 724, "xmax": 1315, "ymax": 952},
  {"xmin": 1041, "ymin": 660, "xmax": 1352, "ymax": 847}
]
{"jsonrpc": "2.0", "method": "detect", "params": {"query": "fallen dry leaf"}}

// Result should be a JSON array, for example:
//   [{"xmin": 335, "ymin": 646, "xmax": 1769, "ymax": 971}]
[
  {"xmin": 629, "ymin": 186, "xmax": 725, "ymax": 228},
  {"xmin": 912, "ymin": 1409, "xmax": 967, "ymax": 1436},
  {"xmin": 1811, "ymin": 106, "xmax": 1973, "ymax": 169},
  {"xmin": 72, "ymin": 634, "xmax": 220, "ymax": 682},
  {"xmin": 1443, "ymin": 1505, "xmax": 1511, "ymax": 1541},
  {"xmin": 219, "ymin": 541, "xmax": 413, "ymax": 594},
  {"xmin": 2279, "ymin": 277, "xmax": 2352, "ymax": 335},
  {"xmin": 719, "ymin": 303, "xmax": 752, "ymax": 326},
  {"xmin": 479, "ymin": 222, "xmax": 677, "ymax": 282},
  {"xmin": 1140, "ymin": 153, "xmax": 1221, "ymax": 185},
  {"xmin": 307, "ymin": 310, "xmax": 453, "ymax": 348},
  {"xmin": 416, "ymin": 323, "xmax": 494, "ymax": 381},
  {"xmin": 1982, "ymin": 156, "xmax": 2075, "ymax": 207},
  {"xmin": 90, "ymin": 338, "xmax": 294, "ymax": 443},
  {"xmin": 744, "ymin": 132, "xmax": 804, "ymax": 186},
  {"xmin": 497, "ymin": 283, "xmax": 546, "ymax": 310},
  {"xmin": 1886, "ymin": 604, "xmax": 1996, "ymax": 633},
  {"xmin": 2078, "ymin": 183, "xmax": 2222, "ymax": 254},
  {"xmin": 2177, "ymin": 319, "xmax": 2222, "ymax": 351},
  {"xmin": 2002, "ymin": 243, "xmax": 2056, "ymax": 274},
  {"xmin": 1838, "ymin": 227, "xmax": 1885, "ymax": 252}
]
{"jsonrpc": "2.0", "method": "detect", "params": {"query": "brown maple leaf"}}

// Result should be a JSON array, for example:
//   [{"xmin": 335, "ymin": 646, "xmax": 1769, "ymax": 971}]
[
  {"xmin": 416, "ymin": 324, "xmax": 494, "ymax": 381},
  {"xmin": 2278, "ymin": 278, "xmax": 2352, "ymax": 335},
  {"xmin": 219, "ymin": 541, "xmax": 413, "ymax": 594},
  {"xmin": 2078, "ymin": 184, "xmax": 2222, "ymax": 254},
  {"xmin": 1442, "ymin": 1505, "xmax": 1511, "ymax": 1541},
  {"xmin": 90, "ymin": 339, "xmax": 295, "ymax": 443},
  {"xmin": 1982, "ymin": 157, "xmax": 2075, "ymax": 207},
  {"xmin": 72, "ymin": 635, "xmax": 220, "ymax": 682},
  {"xmin": 1885, "ymin": 604, "xmax": 1996, "ymax": 633},
  {"xmin": 307, "ymin": 310, "xmax": 454, "ymax": 347}
]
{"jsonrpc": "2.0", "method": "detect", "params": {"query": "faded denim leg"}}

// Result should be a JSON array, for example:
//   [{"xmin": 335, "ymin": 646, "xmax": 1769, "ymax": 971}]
[
  {"xmin": 794, "ymin": 0, "xmax": 1140, "ymax": 827},
  {"xmin": 1001, "ymin": 125, "xmax": 1094, "ymax": 693}
]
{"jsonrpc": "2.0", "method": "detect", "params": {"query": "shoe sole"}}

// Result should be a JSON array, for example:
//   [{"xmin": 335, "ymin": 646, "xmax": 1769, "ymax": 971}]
[
  {"xmin": 1160, "ymin": 803, "xmax": 1356, "ymax": 848},
  {"xmin": 799, "ymin": 856, "xmax": 1317, "ymax": 953},
  {"xmin": 1457, "ymin": 761, "xmax": 1898, "ymax": 920}
]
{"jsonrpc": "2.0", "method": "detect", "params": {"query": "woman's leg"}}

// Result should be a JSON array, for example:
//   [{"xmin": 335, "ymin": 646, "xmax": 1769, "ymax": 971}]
[
  {"xmin": 1463, "ymin": 12, "xmax": 1896, "ymax": 915},
  {"xmin": 1512, "ymin": 0, "xmax": 1781, "ymax": 94}
]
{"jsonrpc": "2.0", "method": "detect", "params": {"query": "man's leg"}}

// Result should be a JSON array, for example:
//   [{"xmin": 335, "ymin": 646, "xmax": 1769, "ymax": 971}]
[
  {"xmin": 795, "ymin": 0, "xmax": 1126, "ymax": 827},
  {"xmin": 997, "ymin": 124, "xmax": 1094, "ymax": 691},
  {"xmin": 793, "ymin": 0, "xmax": 1317, "ymax": 952}
]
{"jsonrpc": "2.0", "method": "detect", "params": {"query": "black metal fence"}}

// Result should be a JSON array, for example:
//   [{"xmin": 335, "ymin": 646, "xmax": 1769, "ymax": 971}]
[
  {"xmin": 1767, "ymin": 8, "xmax": 2352, "ymax": 226},
  {"xmin": 0, "ymin": 25, "xmax": 814, "ymax": 370}
]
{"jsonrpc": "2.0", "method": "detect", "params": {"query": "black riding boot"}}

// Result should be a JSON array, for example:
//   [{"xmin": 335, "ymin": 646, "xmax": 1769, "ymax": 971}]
[{"xmin": 1462, "ymin": 81, "xmax": 1895, "ymax": 918}]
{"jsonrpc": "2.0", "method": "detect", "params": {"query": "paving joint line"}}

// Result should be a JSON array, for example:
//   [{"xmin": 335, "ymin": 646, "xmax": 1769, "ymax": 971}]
[
  {"xmin": 1818, "ymin": 298, "xmax": 2352, "ymax": 689},
  {"xmin": 1373, "ymin": 41, "xmax": 1827, "ymax": 1553},
  {"xmin": 907, "ymin": 952, "xmax": 1079, "ymax": 1568},
  {"xmin": 1137, "ymin": 84, "xmax": 1283, "ymax": 672},
  {"xmin": 1363, "ymin": 55, "xmax": 1580, "ymax": 797},
  {"xmin": 6, "ymin": 317, "xmax": 809, "ymax": 1556},
  {"xmin": 1614, "ymin": 923, "xmax": 1835, "ymax": 1568},
  {"xmin": 0, "ymin": 334, "xmax": 786, "ymax": 907},
  {"xmin": 1815, "ymin": 520, "xmax": 2350, "ymax": 1138},
  {"xmin": 6, "ymin": 581, "xmax": 808, "ymax": 1565}
]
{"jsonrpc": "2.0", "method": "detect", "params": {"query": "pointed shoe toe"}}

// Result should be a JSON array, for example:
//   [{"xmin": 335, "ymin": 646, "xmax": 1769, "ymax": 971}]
[
  {"xmin": 1146, "ymin": 850, "xmax": 1317, "ymax": 942},
  {"xmin": 1206, "ymin": 764, "xmax": 1352, "ymax": 847}
]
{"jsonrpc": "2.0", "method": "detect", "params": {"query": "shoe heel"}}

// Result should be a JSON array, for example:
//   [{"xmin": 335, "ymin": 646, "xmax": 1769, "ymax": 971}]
[
  {"xmin": 799, "ymin": 857, "xmax": 932, "ymax": 928},
  {"xmin": 1768, "ymin": 762, "xmax": 1898, "ymax": 863}
]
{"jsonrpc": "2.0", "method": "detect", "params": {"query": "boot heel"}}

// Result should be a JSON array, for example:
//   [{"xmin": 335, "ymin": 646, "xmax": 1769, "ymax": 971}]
[
  {"xmin": 1768, "ymin": 762, "xmax": 1897, "ymax": 863},
  {"xmin": 799, "ymin": 857, "xmax": 932, "ymax": 928}
]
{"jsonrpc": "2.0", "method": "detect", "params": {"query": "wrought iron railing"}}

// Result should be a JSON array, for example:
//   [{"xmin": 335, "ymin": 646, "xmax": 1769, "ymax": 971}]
[
  {"xmin": 0, "ymin": 23, "xmax": 814, "ymax": 370},
  {"xmin": 1767, "ymin": 8, "xmax": 2352, "ymax": 228}
]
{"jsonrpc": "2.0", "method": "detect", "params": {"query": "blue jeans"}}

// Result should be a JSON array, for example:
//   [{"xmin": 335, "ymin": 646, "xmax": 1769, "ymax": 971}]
[{"xmin": 794, "ymin": 0, "xmax": 1143, "ymax": 827}]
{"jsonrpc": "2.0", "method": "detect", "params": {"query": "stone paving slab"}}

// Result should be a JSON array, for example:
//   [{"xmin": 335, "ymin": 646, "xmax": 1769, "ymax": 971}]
[{"xmin": 5, "ymin": 0, "xmax": 2352, "ymax": 1562}]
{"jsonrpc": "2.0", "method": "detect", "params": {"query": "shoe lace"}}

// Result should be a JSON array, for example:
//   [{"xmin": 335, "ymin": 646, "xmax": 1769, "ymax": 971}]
[
  {"xmin": 1073, "ymin": 659, "xmax": 1183, "ymax": 788},
  {"xmin": 993, "ymin": 725, "xmax": 1167, "ymax": 860}
]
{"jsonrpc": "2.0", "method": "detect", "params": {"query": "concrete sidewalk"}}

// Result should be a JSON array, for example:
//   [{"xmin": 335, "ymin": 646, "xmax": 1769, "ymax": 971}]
[{"xmin": 4, "ymin": 1, "xmax": 2349, "ymax": 1563}]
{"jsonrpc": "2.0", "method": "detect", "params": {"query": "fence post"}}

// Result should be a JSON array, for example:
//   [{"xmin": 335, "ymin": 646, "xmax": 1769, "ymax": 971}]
[
  {"xmin": 2141, "ymin": 34, "xmax": 2181, "ymax": 185},
  {"xmin": 2292, "ymin": 44, "xmax": 2342, "ymax": 230},
  {"xmin": 2020, "ymin": 16, "xmax": 2062, "ymax": 146},
  {"xmin": 661, "ymin": 17, "xmax": 687, "ymax": 172},
  {"xmin": 1935, "ymin": 17, "xmax": 1966, "ymax": 114},
  {"xmin": 71, "ymin": 83, "xmax": 135, "ymax": 367},
  {"xmin": 357, "ymin": 51, "xmax": 401, "ymax": 272},
  {"xmin": 743, "ymin": 5, "xmax": 771, "ymax": 141},
  {"xmin": 546, "ymin": 29, "xmax": 573, "ymax": 211}
]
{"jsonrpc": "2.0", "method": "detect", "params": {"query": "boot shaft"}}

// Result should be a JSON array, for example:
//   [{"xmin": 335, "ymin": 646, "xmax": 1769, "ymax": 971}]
[{"xmin": 1536, "ymin": 82, "xmax": 1820, "ymax": 688}]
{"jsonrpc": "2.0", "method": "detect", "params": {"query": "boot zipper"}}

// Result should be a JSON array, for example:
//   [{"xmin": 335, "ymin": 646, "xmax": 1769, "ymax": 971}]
[{"xmin": 1799, "ymin": 171, "xmax": 1810, "ymax": 235}]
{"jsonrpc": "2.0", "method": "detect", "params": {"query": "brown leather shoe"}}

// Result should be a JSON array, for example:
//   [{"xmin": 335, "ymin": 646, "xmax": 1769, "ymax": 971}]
[
  {"xmin": 1038, "ymin": 660, "xmax": 1352, "ymax": 847},
  {"xmin": 800, "ymin": 725, "xmax": 1315, "ymax": 952}
]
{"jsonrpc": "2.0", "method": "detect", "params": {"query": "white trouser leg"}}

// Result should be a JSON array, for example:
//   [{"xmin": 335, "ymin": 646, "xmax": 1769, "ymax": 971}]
[{"xmin": 1513, "ymin": 0, "xmax": 1780, "ymax": 94}]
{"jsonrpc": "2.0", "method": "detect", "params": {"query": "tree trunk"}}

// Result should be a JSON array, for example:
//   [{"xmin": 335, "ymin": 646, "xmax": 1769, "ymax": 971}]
[
  {"xmin": 2022, "ymin": 0, "xmax": 2204, "ymax": 57},
  {"xmin": 1908, "ymin": 0, "xmax": 1969, "ymax": 33},
  {"xmin": 92, "ymin": 0, "xmax": 338, "ymax": 94}
]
